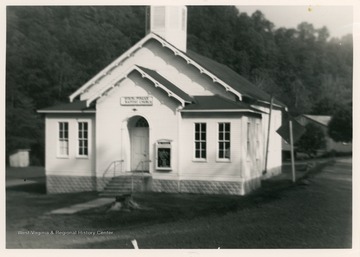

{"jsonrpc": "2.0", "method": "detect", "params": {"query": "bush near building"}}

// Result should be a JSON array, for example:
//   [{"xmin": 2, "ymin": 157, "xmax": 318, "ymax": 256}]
[{"xmin": 295, "ymin": 123, "xmax": 326, "ymax": 158}]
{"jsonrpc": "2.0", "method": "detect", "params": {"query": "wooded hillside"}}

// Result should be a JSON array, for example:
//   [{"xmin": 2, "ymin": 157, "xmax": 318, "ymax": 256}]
[{"xmin": 6, "ymin": 6, "xmax": 353, "ymax": 164}]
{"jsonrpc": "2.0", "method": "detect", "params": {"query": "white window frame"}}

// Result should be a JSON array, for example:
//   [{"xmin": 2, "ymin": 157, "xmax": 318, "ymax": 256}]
[
  {"xmin": 193, "ymin": 122, "xmax": 207, "ymax": 161},
  {"xmin": 57, "ymin": 121, "xmax": 69, "ymax": 158},
  {"xmin": 217, "ymin": 122, "xmax": 231, "ymax": 162},
  {"xmin": 155, "ymin": 140, "xmax": 172, "ymax": 171},
  {"xmin": 77, "ymin": 120, "xmax": 90, "ymax": 158}
]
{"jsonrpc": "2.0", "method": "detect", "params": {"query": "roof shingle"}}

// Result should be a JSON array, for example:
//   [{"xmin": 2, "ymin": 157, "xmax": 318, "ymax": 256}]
[
  {"xmin": 136, "ymin": 66, "xmax": 194, "ymax": 103},
  {"xmin": 303, "ymin": 115, "xmax": 331, "ymax": 127},
  {"xmin": 182, "ymin": 95, "xmax": 264, "ymax": 113},
  {"xmin": 38, "ymin": 100, "xmax": 95, "ymax": 113},
  {"xmin": 186, "ymin": 50, "xmax": 285, "ymax": 107}
]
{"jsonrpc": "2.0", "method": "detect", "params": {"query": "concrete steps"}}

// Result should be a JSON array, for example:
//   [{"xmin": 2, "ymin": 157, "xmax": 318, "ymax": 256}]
[{"xmin": 100, "ymin": 175, "xmax": 152, "ymax": 198}]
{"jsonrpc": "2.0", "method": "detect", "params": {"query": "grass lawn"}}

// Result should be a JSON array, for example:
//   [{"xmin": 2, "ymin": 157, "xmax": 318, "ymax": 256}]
[
  {"xmin": 6, "ymin": 166, "xmax": 46, "ymax": 182},
  {"xmin": 6, "ymin": 160, "xmax": 352, "ymax": 248}
]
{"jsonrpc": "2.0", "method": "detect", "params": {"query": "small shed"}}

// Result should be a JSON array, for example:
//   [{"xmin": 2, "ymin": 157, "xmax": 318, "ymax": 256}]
[{"xmin": 9, "ymin": 149, "xmax": 30, "ymax": 167}]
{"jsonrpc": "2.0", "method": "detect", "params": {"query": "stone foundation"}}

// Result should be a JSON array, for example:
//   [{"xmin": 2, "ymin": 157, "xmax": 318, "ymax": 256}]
[
  {"xmin": 180, "ymin": 180, "xmax": 243, "ymax": 195},
  {"xmin": 96, "ymin": 176, "xmax": 152, "ymax": 192},
  {"xmin": 47, "ymin": 175, "xmax": 263, "ymax": 195},
  {"xmin": 152, "ymin": 178, "xmax": 262, "ymax": 195},
  {"xmin": 152, "ymin": 179, "xmax": 179, "ymax": 193},
  {"xmin": 46, "ymin": 175, "xmax": 97, "ymax": 193},
  {"xmin": 131, "ymin": 176, "xmax": 153, "ymax": 192}
]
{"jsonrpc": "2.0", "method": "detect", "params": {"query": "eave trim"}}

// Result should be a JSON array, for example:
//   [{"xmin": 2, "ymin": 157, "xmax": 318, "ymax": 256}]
[
  {"xmin": 85, "ymin": 65, "xmax": 192, "ymax": 107},
  {"xmin": 37, "ymin": 110, "xmax": 96, "ymax": 114},
  {"xmin": 69, "ymin": 33, "xmax": 243, "ymax": 102},
  {"xmin": 180, "ymin": 109, "xmax": 262, "ymax": 114}
]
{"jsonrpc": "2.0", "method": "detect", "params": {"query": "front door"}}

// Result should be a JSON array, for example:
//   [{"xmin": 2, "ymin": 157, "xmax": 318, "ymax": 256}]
[{"xmin": 130, "ymin": 120, "xmax": 149, "ymax": 172}]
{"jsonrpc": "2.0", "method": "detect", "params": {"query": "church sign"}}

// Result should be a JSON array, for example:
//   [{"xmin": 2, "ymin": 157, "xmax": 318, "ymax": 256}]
[{"xmin": 120, "ymin": 96, "xmax": 153, "ymax": 106}]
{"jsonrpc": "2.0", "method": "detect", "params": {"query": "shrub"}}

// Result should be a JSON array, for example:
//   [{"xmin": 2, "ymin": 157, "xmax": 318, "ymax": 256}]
[{"xmin": 295, "ymin": 123, "xmax": 326, "ymax": 158}]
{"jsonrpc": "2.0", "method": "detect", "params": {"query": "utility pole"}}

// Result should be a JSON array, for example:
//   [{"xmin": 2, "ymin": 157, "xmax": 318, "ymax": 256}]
[
  {"xmin": 264, "ymin": 96, "xmax": 273, "ymax": 175},
  {"xmin": 289, "ymin": 119, "xmax": 296, "ymax": 182}
]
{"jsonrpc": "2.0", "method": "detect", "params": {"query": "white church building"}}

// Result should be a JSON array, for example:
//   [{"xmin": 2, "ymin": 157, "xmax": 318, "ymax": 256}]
[{"xmin": 38, "ymin": 6, "xmax": 285, "ymax": 196}]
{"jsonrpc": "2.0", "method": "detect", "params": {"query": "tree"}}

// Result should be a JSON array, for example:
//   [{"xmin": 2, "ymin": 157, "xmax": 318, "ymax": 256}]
[
  {"xmin": 6, "ymin": 90, "xmax": 42, "ymax": 164},
  {"xmin": 6, "ymin": 6, "xmax": 145, "ymax": 164},
  {"xmin": 6, "ymin": 6, "xmax": 353, "ymax": 165},
  {"xmin": 295, "ymin": 123, "xmax": 326, "ymax": 158},
  {"xmin": 328, "ymin": 104, "xmax": 352, "ymax": 143},
  {"xmin": 311, "ymin": 97, "xmax": 341, "ymax": 115}
]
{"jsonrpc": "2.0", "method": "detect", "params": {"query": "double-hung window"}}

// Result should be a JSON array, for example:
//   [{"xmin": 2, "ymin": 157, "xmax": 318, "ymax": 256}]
[
  {"xmin": 194, "ymin": 123, "xmax": 206, "ymax": 159},
  {"xmin": 218, "ymin": 123, "xmax": 231, "ymax": 160},
  {"xmin": 78, "ymin": 122, "xmax": 88, "ymax": 157},
  {"xmin": 58, "ymin": 122, "xmax": 69, "ymax": 157}
]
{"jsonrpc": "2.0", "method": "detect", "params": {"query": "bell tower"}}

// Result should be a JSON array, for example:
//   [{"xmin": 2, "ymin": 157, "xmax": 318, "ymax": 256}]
[{"xmin": 146, "ymin": 6, "xmax": 187, "ymax": 52}]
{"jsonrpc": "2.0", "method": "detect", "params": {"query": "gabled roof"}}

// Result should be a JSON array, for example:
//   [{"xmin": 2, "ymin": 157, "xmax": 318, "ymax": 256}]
[
  {"xmin": 136, "ymin": 66, "xmax": 193, "ymax": 103},
  {"xmin": 303, "ymin": 115, "xmax": 331, "ymax": 127},
  {"xmin": 37, "ymin": 100, "xmax": 96, "ymax": 113},
  {"xmin": 85, "ymin": 65, "xmax": 193, "ymax": 107},
  {"xmin": 182, "ymin": 95, "xmax": 264, "ymax": 113},
  {"xmin": 68, "ymin": 32, "xmax": 286, "ymax": 109},
  {"xmin": 186, "ymin": 50, "xmax": 285, "ymax": 108},
  {"xmin": 69, "ymin": 33, "xmax": 243, "ymax": 103}
]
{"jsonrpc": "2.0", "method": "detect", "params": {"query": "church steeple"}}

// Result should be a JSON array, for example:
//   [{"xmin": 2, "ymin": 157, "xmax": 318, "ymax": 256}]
[{"xmin": 146, "ymin": 6, "xmax": 187, "ymax": 52}]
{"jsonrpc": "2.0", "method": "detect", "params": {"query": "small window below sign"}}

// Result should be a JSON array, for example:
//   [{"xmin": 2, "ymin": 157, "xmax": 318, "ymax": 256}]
[{"xmin": 156, "ymin": 140, "xmax": 172, "ymax": 171}]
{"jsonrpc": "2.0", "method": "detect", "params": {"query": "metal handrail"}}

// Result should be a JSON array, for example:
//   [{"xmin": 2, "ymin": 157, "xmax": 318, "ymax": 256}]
[
  {"xmin": 133, "ymin": 159, "xmax": 151, "ymax": 174},
  {"xmin": 102, "ymin": 160, "xmax": 124, "ymax": 179},
  {"xmin": 131, "ymin": 159, "xmax": 151, "ymax": 193},
  {"xmin": 102, "ymin": 159, "xmax": 152, "ymax": 193}
]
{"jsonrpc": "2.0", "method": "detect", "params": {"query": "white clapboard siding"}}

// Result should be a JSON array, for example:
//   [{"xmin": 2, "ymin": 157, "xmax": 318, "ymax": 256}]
[
  {"xmin": 95, "ymin": 72, "xmax": 180, "ymax": 177},
  {"xmin": 45, "ymin": 114, "xmax": 96, "ymax": 177}
]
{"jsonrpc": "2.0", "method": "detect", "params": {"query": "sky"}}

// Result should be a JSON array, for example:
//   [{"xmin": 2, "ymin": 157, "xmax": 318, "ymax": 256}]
[
  {"xmin": 237, "ymin": 5, "xmax": 353, "ymax": 38},
  {"xmin": 0, "ymin": 1, "xmax": 355, "ymax": 39}
]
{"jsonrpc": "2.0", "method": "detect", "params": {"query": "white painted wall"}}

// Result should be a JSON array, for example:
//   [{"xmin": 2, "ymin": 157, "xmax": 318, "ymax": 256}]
[
  {"xmin": 241, "ymin": 116, "xmax": 264, "ymax": 180},
  {"xmin": 179, "ymin": 113, "xmax": 262, "ymax": 182},
  {"xmin": 95, "ymin": 72, "xmax": 180, "ymax": 181},
  {"xmin": 64, "ymin": 37, "xmax": 281, "ymax": 182},
  {"xmin": 255, "ymin": 106, "xmax": 282, "ymax": 174},
  {"xmin": 45, "ymin": 114, "xmax": 96, "ymax": 177}
]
